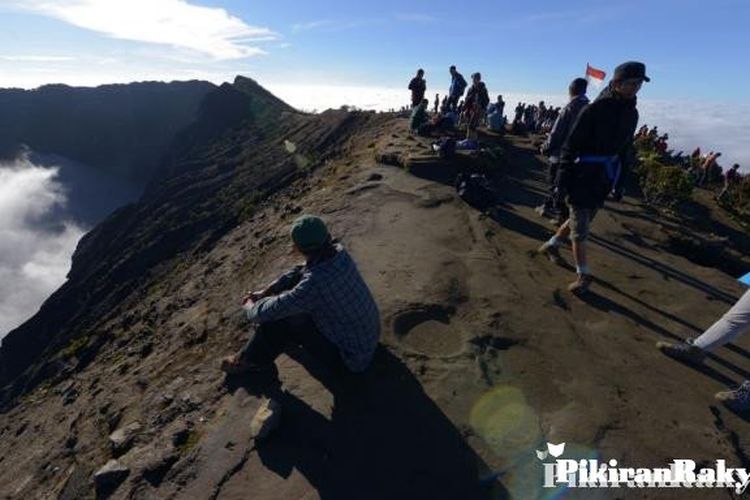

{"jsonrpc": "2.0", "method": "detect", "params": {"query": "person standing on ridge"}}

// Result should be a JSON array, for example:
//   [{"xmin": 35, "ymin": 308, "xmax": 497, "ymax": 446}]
[
  {"xmin": 221, "ymin": 215, "xmax": 381, "ymax": 377},
  {"xmin": 433, "ymin": 93, "xmax": 440, "ymax": 114},
  {"xmin": 447, "ymin": 65, "xmax": 467, "ymax": 111},
  {"xmin": 537, "ymin": 77, "xmax": 590, "ymax": 221},
  {"xmin": 537, "ymin": 61, "xmax": 649, "ymax": 294},
  {"xmin": 495, "ymin": 95, "xmax": 505, "ymax": 119},
  {"xmin": 718, "ymin": 163, "xmax": 741, "ymax": 201},
  {"xmin": 408, "ymin": 69, "xmax": 427, "ymax": 108},
  {"xmin": 699, "ymin": 151, "xmax": 721, "ymax": 186},
  {"xmin": 463, "ymin": 72, "xmax": 490, "ymax": 139}
]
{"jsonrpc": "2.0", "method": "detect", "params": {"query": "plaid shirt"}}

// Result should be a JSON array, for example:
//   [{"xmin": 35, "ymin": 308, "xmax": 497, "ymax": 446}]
[{"xmin": 245, "ymin": 244, "xmax": 381, "ymax": 372}]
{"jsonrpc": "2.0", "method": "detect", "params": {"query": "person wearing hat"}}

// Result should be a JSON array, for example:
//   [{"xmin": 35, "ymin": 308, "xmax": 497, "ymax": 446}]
[
  {"xmin": 221, "ymin": 215, "xmax": 381, "ymax": 375},
  {"xmin": 538, "ymin": 61, "xmax": 649, "ymax": 294}
]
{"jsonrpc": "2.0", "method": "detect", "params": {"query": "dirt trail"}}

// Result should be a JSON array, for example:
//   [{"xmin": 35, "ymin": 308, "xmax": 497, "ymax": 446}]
[{"xmin": 2, "ymin": 116, "xmax": 749, "ymax": 500}]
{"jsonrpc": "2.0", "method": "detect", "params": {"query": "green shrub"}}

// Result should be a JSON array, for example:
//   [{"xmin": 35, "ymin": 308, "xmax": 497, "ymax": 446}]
[
  {"xmin": 60, "ymin": 334, "xmax": 90, "ymax": 359},
  {"xmin": 636, "ymin": 157, "xmax": 694, "ymax": 208}
]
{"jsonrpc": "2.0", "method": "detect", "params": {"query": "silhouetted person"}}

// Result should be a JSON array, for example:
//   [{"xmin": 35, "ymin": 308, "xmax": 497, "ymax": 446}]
[
  {"xmin": 464, "ymin": 72, "xmax": 490, "ymax": 139},
  {"xmin": 447, "ymin": 65, "xmax": 467, "ymax": 111},
  {"xmin": 487, "ymin": 94, "xmax": 506, "ymax": 132},
  {"xmin": 718, "ymin": 163, "xmax": 741, "ymax": 201},
  {"xmin": 408, "ymin": 69, "xmax": 427, "ymax": 108}
]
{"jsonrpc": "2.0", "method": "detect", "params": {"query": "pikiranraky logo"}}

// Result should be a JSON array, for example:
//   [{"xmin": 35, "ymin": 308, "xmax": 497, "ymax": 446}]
[{"xmin": 536, "ymin": 442, "xmax": 750, "ymax": 493}]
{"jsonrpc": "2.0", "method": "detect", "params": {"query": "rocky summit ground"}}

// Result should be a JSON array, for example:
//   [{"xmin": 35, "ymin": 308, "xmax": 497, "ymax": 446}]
[{"xmin": 1, "ymin": 112, "xmax": 750, "ymax": 500}]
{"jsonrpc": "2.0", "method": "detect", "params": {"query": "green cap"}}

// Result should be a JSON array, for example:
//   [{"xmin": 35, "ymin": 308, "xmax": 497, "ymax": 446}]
[{"xmin": 291, "ymin": 215, "xmax": 330, "ymax": 251}]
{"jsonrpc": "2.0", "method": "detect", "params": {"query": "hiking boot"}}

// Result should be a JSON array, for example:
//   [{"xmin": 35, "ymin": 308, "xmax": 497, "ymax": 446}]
[
  {"xmin": 537, "ymin": 242, "xmax": 564, "ymax": 265},
  {"xmin": 715, "ymin": 380, "xmax": 750, "ymax": 412},
  {"xmin": 220, "ymin": 354, "xmax": 273, "ymax": 375},
  {"xmin": 534, "ymin": 204, "xmax": 550, "ymax": 217},
  {"xmin": 568, "ymin": 274, "xmax": 593, "ymax": 294},
  {"xmin": 656, "ymin": 340, "xmax": 706, "ymax": 365}
]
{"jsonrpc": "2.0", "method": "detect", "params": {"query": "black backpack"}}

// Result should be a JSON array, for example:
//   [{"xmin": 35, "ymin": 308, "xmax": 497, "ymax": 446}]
[
  {"xmin": 434, "ymin": 137, "xmax": 456, "ymax": 159},
  {"xmin": 455, "ymin": 173, "xmax": 496, "ymax": 210}
]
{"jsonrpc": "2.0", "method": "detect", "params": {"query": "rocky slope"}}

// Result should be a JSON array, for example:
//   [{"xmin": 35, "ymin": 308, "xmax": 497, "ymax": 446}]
[{"xmin": 1, "ymin": 81, "xmax": 750, "ymax": 499}]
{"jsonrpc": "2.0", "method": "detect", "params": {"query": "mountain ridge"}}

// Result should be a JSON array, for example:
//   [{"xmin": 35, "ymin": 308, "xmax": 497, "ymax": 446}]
[
  {"xmin": 1, "ymin": 82, "xmax": 750, "ymax": 499},
  {"xmin": 0, "ymin": 79, "xmax": 216, "ymax": 188}
]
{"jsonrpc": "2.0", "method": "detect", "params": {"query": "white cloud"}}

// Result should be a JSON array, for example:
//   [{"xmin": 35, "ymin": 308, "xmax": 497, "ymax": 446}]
[
  {"xmin": 0, "ymin": 55, "xmax": 75, "ymax": 62},
  {"xmin": 263, "ymin": 82, "xmax": 750, "ymax": 169},
  {"xmin": 0, "ymin": 157, "xmax": 85, "ymax": 338},
  {"xmin": 394, "ymin": 13, "xmax": 438, "ymax": 23},
  {"xmin": 12, "ymin": 0, "xmax": 275, "ymax": 59},
  {"xmin": 291, "ymin": 20, "xmax": 334, "ymax": 33}
]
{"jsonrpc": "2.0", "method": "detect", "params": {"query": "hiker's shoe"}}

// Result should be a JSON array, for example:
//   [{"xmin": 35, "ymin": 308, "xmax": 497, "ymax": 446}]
[
  {"xmin": 220, "ymin": 355, "xmax": 273, "ymax": 375},
  {"xmin": 656, "ymin": 340, "xmax": 706, "ymax": 365},
  {"xmin": 715, "ymin": 380, "xmax": 750, "ymax": 412},
  {"xmin": 534, "ymin": 204, "xmax": 549, "ymax": 217},
  {"xmin": 537, "ymin": 242, "xmax": 564, "ymax": 265},
  {"xmin": 568, "ymin": 274, "xmax": 593, "ymax": 294}
]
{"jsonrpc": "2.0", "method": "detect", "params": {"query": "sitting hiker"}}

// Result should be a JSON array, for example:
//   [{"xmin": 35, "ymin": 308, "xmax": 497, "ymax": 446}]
[
  {"xmin": 656, "ymin": 289, "xmax": 750, "ymax": 411},
  {"xmin": 410, "ymin": 98, "xmax": 432, "ymax": 135},
  {"xmin": 537, "ymin": 61, "xmax": 648, "ymax": 294},
  {"xmin": 536, "ymin": 77, "xmax": 590, "ymax": 221},
  {"xmin": 487, "ymin": 108, "xmax": 504, "ymax": 132},
  {"xmin": 431, "ymin": 110, "xmax": 457, "ymax": 132},
  {"xmin": 221, "ymin": 215, "xmax": 381, "ymax": 375},
  {"xmin": 487, "ymin": 95, "xmax": 506, "ymax": 132}
]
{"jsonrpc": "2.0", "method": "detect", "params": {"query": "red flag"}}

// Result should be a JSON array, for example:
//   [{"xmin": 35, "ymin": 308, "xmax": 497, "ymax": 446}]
[{"xmin": 586, "ymin": 63, "xmax": 606, "ymax": 83}]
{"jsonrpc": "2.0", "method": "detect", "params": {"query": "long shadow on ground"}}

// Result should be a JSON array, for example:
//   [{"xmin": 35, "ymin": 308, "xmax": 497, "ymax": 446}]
[{"xmin": 226, "ymin": 345, "xmax": 504, "ymax": 500}]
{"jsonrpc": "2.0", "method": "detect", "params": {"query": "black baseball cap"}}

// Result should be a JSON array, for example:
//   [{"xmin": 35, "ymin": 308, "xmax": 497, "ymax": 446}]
[{"xmin": 613, "ymin": 61, "xmax": 650, "ymax": 82}]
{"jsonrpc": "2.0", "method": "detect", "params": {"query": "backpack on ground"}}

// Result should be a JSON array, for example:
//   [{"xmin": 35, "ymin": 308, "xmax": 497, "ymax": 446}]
[
  {"xmin": 432, "ymin": 137, "xmax": 456, "ymax": 159},
  {"xmin": 455, "ymin": 173, "xmax": 496, "ymax": 210}
]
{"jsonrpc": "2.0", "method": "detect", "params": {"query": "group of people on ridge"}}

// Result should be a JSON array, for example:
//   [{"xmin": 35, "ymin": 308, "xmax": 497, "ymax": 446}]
[
  {"xmin": 533, "ymin": 62, "xmax": 750, "ymax": 409},
  {"xmin": 408, "ymin": 65, "xmax": 494, "ymax": 139},
  {"xmin": 217, "ymin": 59, "xmax": 750, "ymax": 449},
  {"xmin": 636, "ymin": 126, "xmax": 743, "ymax": 191}
]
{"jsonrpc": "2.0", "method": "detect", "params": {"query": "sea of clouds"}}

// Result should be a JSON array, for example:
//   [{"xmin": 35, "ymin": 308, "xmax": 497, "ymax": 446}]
[
  {"xmin": 0, "ymin": 157, "xmax": 85, "ymax": 338},
  {"xmin": 266, "ymin": 83, "xmax": 750, "ymax": 171}
]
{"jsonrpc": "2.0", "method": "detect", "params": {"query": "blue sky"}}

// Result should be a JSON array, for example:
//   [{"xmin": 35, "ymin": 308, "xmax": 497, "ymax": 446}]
[
  {"xmin": 1, "ymin": 0, "xmax": 749, "ymax": 166},
  {"xmin": 1, "ymin": 0, "xmax": 748, "ymax": 100}
]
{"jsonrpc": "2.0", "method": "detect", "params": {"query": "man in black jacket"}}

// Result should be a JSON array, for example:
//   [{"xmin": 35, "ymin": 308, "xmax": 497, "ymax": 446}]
[
  {"xmin": 537, "ymin": 61, "xmax": 649, "ymax": 294},
  {"xmin": 537, "ymin": 77, "xmax": 590, "ymax": 220}
]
